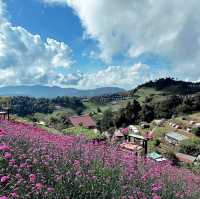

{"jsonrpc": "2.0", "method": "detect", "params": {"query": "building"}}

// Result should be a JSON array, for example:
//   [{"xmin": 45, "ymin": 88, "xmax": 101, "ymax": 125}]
[
  {"xmin": 69, "ymin": 114, "xmax": 96, "ymax": 129},
  {"xmin": 129, "ymin": 125, "xmax": 140, "ymax": 134},
  {"xmin": 147, "ymin": 152, "xmax": 167, "ymax": 162},
  {"xmin": 165, "ymin": 132, "xmax": 188, "ymax": 145}
]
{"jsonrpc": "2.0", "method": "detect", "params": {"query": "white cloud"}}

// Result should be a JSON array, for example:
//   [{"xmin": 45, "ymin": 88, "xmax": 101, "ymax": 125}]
[
  {"xmin": 41, "ymin": 0, "xmax": 200, "ymax": 81},
  {"xmin": 53, "ymin": 63, "xmax": 158, "ymax": 89},
  {"xmin": 0, "ymin": 0, "xmax": 73, "ymax": 86},
  {"xmin": 40, "ymin": 0, "xmax": 67, "ymax": 6}
]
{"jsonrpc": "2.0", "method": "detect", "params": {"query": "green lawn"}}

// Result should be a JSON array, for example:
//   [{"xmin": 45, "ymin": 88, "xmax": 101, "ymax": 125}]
[{"xmin": 62, "ymin": 127, "xmax": 101, "ymax": 140}]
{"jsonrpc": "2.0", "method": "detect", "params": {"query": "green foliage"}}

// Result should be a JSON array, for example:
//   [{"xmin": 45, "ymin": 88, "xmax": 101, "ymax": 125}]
[
  {"xmin": 11, "ymin": 96, "xmax": 85, "ymax": 117},
  {"xmin": 139, "ymin": 104, "xmax": 154, "ymax": 123},
  {"xmin": 192, "ymin": 127, "xmax": 200, "ymax": 137},
  {"xmin": 153, "ymin": 139, "xmax": 161, "ymax": 147},
  {"xmin": 97, "ymin": 107, "xmax": 102, "ymax": 113},
  {"xmin": 11, "ymin": 96, "xmax": 55, "ymax": 116},
  {"xmin": 179, "ymin": 138, "xmax": 200, "ymax": 156},
  {"xmin": 62, "ymin": 127, "xmax": 100, "ymax": 140},
  {"xmin": 52, "ymin": 96, "xmax": 85, "ymax": 114},
  {"xmin": 48, "ymin": 112, "xmax": 71, "ymax": 130},
  {"xmin": 100, "ymin": 109, "xmax": 115, "ymax": 131},
  {"xmin": 114, "ymin": 100, "xmax": 141, "ymax": 128}
]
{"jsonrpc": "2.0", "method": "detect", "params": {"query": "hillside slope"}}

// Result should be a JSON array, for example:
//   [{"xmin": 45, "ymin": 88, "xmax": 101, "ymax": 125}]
[{"xmin": 131, "ymin": 78, "xmax": 200, "ymax": 103}]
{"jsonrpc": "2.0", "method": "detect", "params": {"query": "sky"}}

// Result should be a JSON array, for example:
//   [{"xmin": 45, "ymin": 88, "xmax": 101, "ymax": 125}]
[{"xmin": 0, "ymin": 0, "xmax": 200, "ymax": 89}]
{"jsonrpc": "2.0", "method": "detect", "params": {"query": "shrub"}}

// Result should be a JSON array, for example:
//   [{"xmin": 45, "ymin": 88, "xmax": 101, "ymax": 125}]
[
  {"xmin": 153, "ymin": 139, "xmax": 161, "ymax": 147},
  {"xmin": 179, "ymin": 138, "xmax": 200, "ymax": 156},
  {"xmin": 192, "ymin": 127, "xmax": 200, "ymax": 137}
]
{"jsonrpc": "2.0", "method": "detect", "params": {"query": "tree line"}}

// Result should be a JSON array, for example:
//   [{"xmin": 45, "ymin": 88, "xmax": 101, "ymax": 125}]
[{"xmin": 10, "ymin": 96, "xmax": 85, "ymax": 116}]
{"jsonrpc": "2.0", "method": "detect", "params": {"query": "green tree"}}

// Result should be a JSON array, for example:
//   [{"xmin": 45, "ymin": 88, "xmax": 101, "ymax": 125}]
[
  {"xmin": 100, "ymin": 109, "xmax": 115, "ymax": 131},
  {"xmin": 139, "ymin": 104, "xmax": 154, "ymax": 122}
]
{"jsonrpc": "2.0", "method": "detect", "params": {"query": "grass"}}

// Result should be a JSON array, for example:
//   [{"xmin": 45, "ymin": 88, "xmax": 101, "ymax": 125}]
[
  {"xmin": 133, "ymin": 87, "xmax": 166, "ymax": 103},
  {"xmin": 62, "ymin": 126, "xmax": 100, "ymax": 140}
]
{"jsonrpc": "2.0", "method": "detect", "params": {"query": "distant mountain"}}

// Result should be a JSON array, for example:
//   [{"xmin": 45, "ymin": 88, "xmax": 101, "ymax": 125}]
[{"xmin": 0, "ymin": 85, "xmax": 125, "ymax": 98}]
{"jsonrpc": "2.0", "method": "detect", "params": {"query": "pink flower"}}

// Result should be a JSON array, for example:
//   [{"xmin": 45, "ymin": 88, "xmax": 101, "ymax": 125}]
[
  {"xmin": 35, "ymin": 183, "xmax": 43, "ymax": 191},
  {"xmin": 11, "ymin": 192, "xmax": 17, "ymax": 198},
  {"xmin": 4, "ymin": 152, "xmax": 12, "ymax": 159},
  {"xmin": 47, "ymin": 187, "xmax": 54, "ymax": 193},
  {"xmin": 29, "ymin": 174, "xmax": 36, "ymax": 183},
  {"xmin": 0, "ymin": 129, "xmax": 5, "ymax": 137},
  {"xmin": 73, "ymin": 160, "xmax": 80, "ymax": 168},
  {"xmin": 153, "ymin": 195, "xmax": 161, "ymax": 199},
  {"xmin": 0, "ymin": 145, "xmax": 10, "ymax": 151},
  {"xmin": 122, "ymin": 128, "xmax": 129, "ymax": 135},
  {"xmin": 144, "ymin": 132, "xmax": 153, "ymax": 140},
  {"xmin": 0, "ymin": 196, "xmax": 8, "ymax": 199},
  {"xmin": 152, "ymin": 184, "xmax": 162, "ymax": 192},
  {"xmin": 0, "ymin": 176, "xmax": 9, "ymax": 184},
  {"xmin": 137, "ymin": 191, "xmax": 143, "ymax": 198}
]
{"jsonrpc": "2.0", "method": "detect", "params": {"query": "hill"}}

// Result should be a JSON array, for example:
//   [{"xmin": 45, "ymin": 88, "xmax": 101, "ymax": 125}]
[
  {"xmin": 130, "ymin": 78, "xmax": 200, "ymax": 103},
  {"xmin": 0, "ymin": 85, "xmax": 125, "ymax": 98}
]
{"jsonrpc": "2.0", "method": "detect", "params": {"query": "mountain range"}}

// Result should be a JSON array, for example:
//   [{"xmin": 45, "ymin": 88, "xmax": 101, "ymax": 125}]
[{"xmin": 0, "ymin": 85, "xmax": 125, "ymax": 98}]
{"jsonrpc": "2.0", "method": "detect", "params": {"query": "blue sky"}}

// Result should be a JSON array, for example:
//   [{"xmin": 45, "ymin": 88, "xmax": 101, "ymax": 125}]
[
  {"xmin": 6, "ymin": 0, "xmax": 104, "ymax": 73},
  {"xmin": 0, "ymin": 0, "xmax": 199, "ymax": 89}
]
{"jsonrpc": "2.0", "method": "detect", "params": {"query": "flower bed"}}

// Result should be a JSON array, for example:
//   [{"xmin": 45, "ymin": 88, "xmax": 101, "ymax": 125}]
[{"xmin": 0, "ymin": 119, "xmax": 200, "ymax": 199}]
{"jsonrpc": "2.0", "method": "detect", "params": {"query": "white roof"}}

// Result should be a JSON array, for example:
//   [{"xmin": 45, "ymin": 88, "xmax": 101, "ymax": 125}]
[
  {"xmin": 165, "ymin": 132, "xmax": 188, "ymax": 141},
  {"xmin": 129, "ymin": 125, "xmax": 138, "ymax": 130},
  {"xmin": 129, "ymin": 134, "xmax": 145, "ymax": 140}
]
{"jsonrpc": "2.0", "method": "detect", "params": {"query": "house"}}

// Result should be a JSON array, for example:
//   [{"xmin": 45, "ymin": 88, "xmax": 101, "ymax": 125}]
[
  {"xmin": 165, "ymin": 132, "xmax": 188, "ymax": 145},
  {"xmin": 176, "ymin": 153, "xmax": 196, "ymax": 164},
  {"xmin": 69, "ymin": 114, "xmax": 96, "ymax": 129},
  {"xmin": 147, "ymin": 152, "xmax": 167, "ymax": 162},
  {"xmin": 129, "ymin": 125, "xmax": 140, "ymax": 134},
  {"xmin": 194, "ymin": 123, "xmax": 200, "ymax": 128}
]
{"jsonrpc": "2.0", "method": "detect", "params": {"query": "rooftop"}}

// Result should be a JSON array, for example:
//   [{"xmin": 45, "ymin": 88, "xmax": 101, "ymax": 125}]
[
  {"xmin": 165, "ymin": 132, "xmax": 188, "ymax": 141},
  {"xmin": 69, "ymin": 114, "xmax": 96, "ymax": 128}
]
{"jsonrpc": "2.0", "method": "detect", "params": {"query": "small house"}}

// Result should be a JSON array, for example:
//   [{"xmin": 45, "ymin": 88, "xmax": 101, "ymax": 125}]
[
  {"xmin": 165, "ymin": 132, "xmax": 188, "ymax": 145},
  {"xmin": 194, "ymin": 123, "xmax": 200, "ymax": 129},
  {"xmin": 129, "ymin": 125, "xmax": 139, "ymax": 134},
  {"xmin": 69, "ymin": 114, "xmax": 96, "ymax": 129},
  {"xmin": 147, "ymin": 152, "xmax": 167, "ymax": 162}
]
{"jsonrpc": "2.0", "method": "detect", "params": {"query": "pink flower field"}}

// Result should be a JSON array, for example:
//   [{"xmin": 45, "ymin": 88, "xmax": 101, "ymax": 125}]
[{"xmin": 0, "ymin": 119, "xmax": 200, "ymax": 199}]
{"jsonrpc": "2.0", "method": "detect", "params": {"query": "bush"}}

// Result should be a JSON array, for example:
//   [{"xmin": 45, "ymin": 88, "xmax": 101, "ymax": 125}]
[
  {"xmin": 153, "ymin": 139, "xmax": 161, "ymax": 147},
  {"xmin": 179, "ymin": 138, "xmax": 200, "ymax": 156},
  {"xmin": 192, "ymin": 127, "xmax": 200, "ymax": 137}
]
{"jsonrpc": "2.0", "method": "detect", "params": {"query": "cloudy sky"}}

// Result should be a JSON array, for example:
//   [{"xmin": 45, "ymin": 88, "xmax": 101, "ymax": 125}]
[{"xmin": 0, "ymin": 0, "xmax": 199, "ymax": 89}]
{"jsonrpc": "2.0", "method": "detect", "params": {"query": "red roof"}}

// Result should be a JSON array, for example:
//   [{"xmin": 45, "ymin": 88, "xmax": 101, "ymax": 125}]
[{"xmin": 69, "ymin": 115, "xmax": 96, "ymax": 128}]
